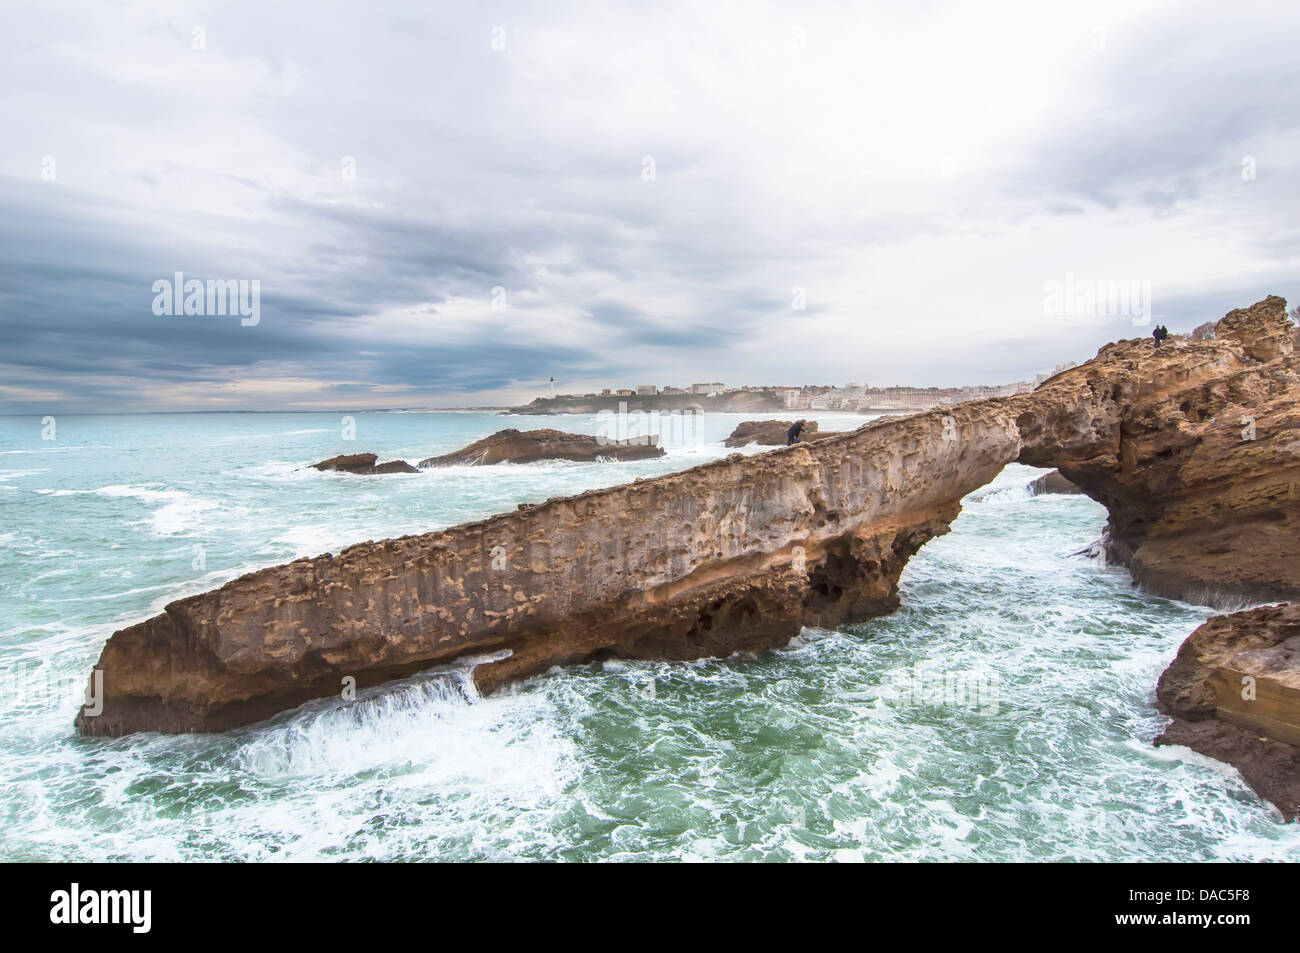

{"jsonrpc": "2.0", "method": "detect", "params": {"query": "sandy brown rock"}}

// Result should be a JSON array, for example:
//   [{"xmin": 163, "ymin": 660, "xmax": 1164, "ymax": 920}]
[
  {"xmin": 418, "ymin": 429, "xmax": 665, "ymax": 467},
  {"xmin": 1156, "ymin": 603, "xmax": 1300, "ymax": 820},
  {"xmin": 313, "ymin": 453, "xmax": 418, "ymax": 475},
  {"xmin": 77, "ymin": 406, "xmax": 1024, "ymax": 735},
  {"xmin": 1218, "ymin": 296, "xmax": 1295, "ymax": 364},
  {"xmin": 1018, "ymin": 295, "xmax": 1300, "ymax": 605},
  {"xmin": 723, "ymin": 420, "xmax": 843, "ymax": 447},
  {"xmin": 75, "ymin": 296, "xmax": 1300, "ymax": 749}
]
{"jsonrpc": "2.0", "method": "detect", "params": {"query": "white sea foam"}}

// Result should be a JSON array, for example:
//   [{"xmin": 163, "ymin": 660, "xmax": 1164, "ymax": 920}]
[{"xmin": 0, "ymin": 468, "xmax": 46, "ymax": 482}]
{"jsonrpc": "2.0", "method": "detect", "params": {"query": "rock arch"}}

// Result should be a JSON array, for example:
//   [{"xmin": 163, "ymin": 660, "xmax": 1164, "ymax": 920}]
[{"xmin": 76, "ymin": 297, "xmax": 1299, "ymax": 738}]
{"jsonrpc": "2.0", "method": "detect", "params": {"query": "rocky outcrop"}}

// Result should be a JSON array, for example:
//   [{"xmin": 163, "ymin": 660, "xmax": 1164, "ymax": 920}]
[
  {"xmin": 418, "ymin": 429, "xmax": 665, "ymax": 467},
  {"xmin": 76, "ymin": 405, "xmax": 1024, "ymax": 735},
  {"xmin": 313, "ymin": 453, "xmax": 418, "ymax": 475},
  {"xmin": 723, "ymin": 420, "xmax": 843, "ymax": 447},
  {"xmin": 1017, "ymin": 295, "xmax": 1299, "ymax": 605},
  {"xmin": 1156, "ymin": 603, "xmax": 1300, "ymax": 820},
  {"xmin": 76, "ymin": 297, "xmax": 1300, "ymax": 756},
  {"xmin": 1026, "ymin": 470, "xmax": 1083, "ymax": 495}
]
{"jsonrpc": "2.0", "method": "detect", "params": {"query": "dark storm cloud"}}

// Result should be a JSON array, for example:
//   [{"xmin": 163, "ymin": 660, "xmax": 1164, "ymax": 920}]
[{"xmin": 0, "ymin": 174, "xmax": 619, "ymax": 409}]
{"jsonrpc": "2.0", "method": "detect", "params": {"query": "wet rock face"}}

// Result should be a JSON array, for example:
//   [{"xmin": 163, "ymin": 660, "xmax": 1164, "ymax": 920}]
[
  {"xmin": 418, "ymin": 428, "xmax": 665, "ymax": 467},
  {"xmin": 1156, "ymin": 603, "xmax": 1300, "ymax": 820},
  {"xmin": 1026, "ymin": 470, "xmax": 1082, "ymax": 495},
  {"xmin": 313, "ymin": 453, "xmax": 418, "ymax": 475},
  {"xmin": 723, "ymin": 420, "xmax": 842, "ymax": 447},
  {"xmin": 75, "ymin": 296, "xmax": 1300, "ymax": 739}
]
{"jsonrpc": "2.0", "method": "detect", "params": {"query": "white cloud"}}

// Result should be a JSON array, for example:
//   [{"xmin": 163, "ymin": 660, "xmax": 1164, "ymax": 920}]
[{"xmin": 1, "ymin": 0, "xmax": 1297, "ymax": 410}]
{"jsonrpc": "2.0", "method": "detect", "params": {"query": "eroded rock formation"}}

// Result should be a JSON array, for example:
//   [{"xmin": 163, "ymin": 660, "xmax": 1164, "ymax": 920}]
[
  {"xmin": 723, "ymin": 420, "xmax": 844, "ymax": 447},
  {"xmin": 1026, "ymin": 470, "xmax": 1082, "ymax": 495},
  {"xmin": 418, "ymin": 428, "xmax": 664, "ymax": 467},
  {"xmin": 313, "ymin": 453, "xmax": 418, "ymax": 475},
  {"xmin": 1018, "ymin": 295, "xmax": 1299, "ymax": 605},
  {"xmin": 77, "ymin": 294, "xmax": 1300, "ymax": 803},
  {"xmin": 77, "ymin": 405, "xmax": 1023, "ymax": 735},
  {"xmin": 1156, "ymin": 603, "xmax": 1300, "ymax": 820}
]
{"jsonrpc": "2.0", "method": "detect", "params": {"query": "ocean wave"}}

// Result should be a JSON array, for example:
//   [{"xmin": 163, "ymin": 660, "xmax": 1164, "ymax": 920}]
[
  {"xmin": 7, "ymin": 422, "xmax": 1300, "ymax": 862},
  {"xmin": 28, "ymin": 483, "xmax": 220, "ymax": 535}
]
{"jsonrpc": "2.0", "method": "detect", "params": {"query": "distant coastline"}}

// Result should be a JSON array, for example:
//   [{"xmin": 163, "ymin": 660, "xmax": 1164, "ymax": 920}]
[
  {"xmin": 504, "ymin": 370, "xmax": 1065, "ymax": 415},
  {"xmin": 507, "ymin": 392, "xmax": 787, "ymax": 415},
  {"xmin": 506, "ymin": 393, "xmax": 920, "ymax": 416}
]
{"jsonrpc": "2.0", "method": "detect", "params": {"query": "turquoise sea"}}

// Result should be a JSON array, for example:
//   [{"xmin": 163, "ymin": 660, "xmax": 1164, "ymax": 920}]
[{"xmin": 1, "ymin": 410, "xmax": 1296, "ymax": 861}]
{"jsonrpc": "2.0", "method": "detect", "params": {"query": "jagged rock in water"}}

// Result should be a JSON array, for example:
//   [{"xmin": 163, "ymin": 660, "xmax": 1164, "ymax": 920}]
[
  {"xmin": 313, "ymin": 453, "xmax": 418, "ymax": 475},
  {"xmin": 418, "ymin": 429, "xmax": 664, "ymax": 467},
  {"xmin": 1156, "ymin": 602, "xmax": 1300, "ymax": 820},
  {"xmin": 1026, "ymin": 470, "xmax": 1083, "ymax": 495},
  {"xmin": 723, "ymin": 420, "xmax": 842, "ymax": 447},
  {"xmin": 77, "ymin": 292, "xmax": 1300, "ymax": 810}
]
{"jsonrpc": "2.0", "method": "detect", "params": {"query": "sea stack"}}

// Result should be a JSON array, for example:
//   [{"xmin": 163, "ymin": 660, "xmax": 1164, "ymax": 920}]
[
  {"xmin": 312, "ymin": 453, "xmax": 419, "ymax": 474},
  {"xmin": 418, "ymin": 428, "xmax": 665, "ymax": 467}
]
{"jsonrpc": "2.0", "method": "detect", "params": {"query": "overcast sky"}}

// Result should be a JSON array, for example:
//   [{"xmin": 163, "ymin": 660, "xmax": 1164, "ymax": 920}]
[{"xmin": 2, "ymin": 0, "xmax": 1298, "ymax": 412}]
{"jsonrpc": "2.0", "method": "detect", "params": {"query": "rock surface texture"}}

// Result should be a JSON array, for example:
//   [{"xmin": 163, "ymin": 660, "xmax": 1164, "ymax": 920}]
[
  {"xmin": 78, "ymin": 295, "xmax": 1300, "ymax": 823},
  {"xmin": 1017, "ymin": 295, "xmax": 1299, "ymax": 605},
  {"xmin": 723, "ymin": 420, "xmax": 843, "ymax": 447},
  {"xmin": 418, "ymin": 428, "xmax": 665, "ymax": 467},
  {"xmin": 312, "ymin": 453, "xmax": 418, "ymax": 475},
  {"xmin": 1026, "ymin": 470, "xmax": 1083, "ymax": 495},
  {"xmin": 1156, "ymin": 603, "xmax": 1300, "ymax": 820}
]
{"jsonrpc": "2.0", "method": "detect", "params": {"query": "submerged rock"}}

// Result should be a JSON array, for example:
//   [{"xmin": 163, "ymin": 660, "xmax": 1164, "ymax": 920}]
[
  {"xmin": 1156, "ymin": 603, "xmax": 1300, "ymax": 820},
  {"xmin": 722, "ymin": 420, "xmax": 842, "ymax": 447},
  {"xmin": 312, "ymin": 453, "xmax": 418, "ymax": 475},
  {"xmin": 418, "ymin": 428, "xmax": 665, "ymax": 467}
]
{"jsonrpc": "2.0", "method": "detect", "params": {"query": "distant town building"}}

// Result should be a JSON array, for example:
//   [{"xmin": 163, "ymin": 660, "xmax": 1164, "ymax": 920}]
[{"xmin": 572, "ymin": 370, "xmax": 1053, "ymax": 410}]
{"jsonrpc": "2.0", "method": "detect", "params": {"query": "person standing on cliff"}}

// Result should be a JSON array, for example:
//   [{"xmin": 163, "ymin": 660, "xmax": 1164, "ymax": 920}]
[
  {"xmin": 787, "ymin": 419, "xmax": 807, "ymax": 445},
  {"xmin": 1153, "ymin": 326, "xmax": 1162, "ymax": 348}
]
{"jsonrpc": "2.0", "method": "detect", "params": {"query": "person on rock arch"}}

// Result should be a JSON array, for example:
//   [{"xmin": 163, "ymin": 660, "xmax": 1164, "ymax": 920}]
[{"xmin": 787, "ymin": 419, "xmax": 808, "ymax": 445}]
